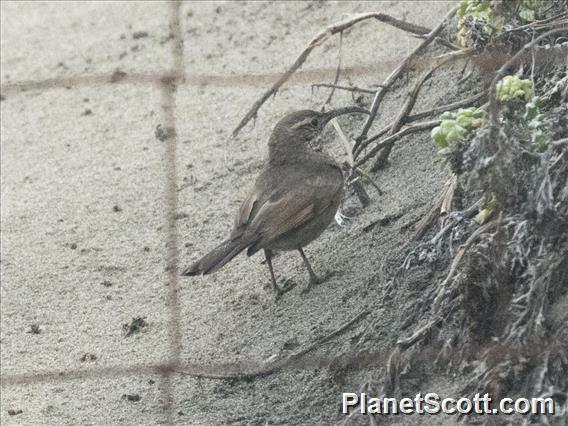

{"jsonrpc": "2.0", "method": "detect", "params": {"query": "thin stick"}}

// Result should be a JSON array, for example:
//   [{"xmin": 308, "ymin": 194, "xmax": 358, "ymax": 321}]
[
  {"xmin": 332, "ymin": 119, "xmax": 378, "ymax": 204},
  {"xmin": 175, "ymin": 310, "xmax": 369, "ymax": 380},
  {"xmin": 232, "ymin": 12, "xmax": 432, "ymax": 136},
  {"xmin": 397, "ymin": 317, "xmax": 442, "ymax": 349},
  {"xmin": 388, "ymin": 50, "xmax": 474, "ymax": 126},
  {"xmin": 368, "ymin": 48, "xmax": 474, "ymax": 171},
  {"xmin": 354, "ymin": 6, "xmax": 458, "ymax": 149},
  {"xmin": 354, "ymin": 120, "xmax": 440, "ymax": 168},
  {"xmin": 353, "ymin": 168, "xmax": 383, "ymax": 195},
  {"xmin": 440, "ymin": 174, "xmax": 458, "ymax": 215},
  {"xmin": 411, "ymin": 176, "xmax": 454, "ymax": 241},
  {"xmin": 354, "ymin": 91, "xmax": 486, "ymax": 159},
  {"xmin": 331, "ymin": 118, "xmax": 354, "ymax": 166},
  {"xmin": 312, "ymin": 83, "xmax": 377, "ymax": 94},
  {"xmin": 432, "ymin": 220, "xmax": 498, "ymax": 310},
  {"xmin": 505, "ymin": 12, "xmax": 568, "ymax": 32},
  {"xmin": 322, "ymin": 32, "xmax": 343, "ymax": 109},
  {"xmin": 405, "ymin": 90, "xmax": 487, "ymax": 123}
]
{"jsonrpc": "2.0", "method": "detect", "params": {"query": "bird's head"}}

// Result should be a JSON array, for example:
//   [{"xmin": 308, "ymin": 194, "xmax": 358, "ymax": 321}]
[{"xmin": 272, "ymin": 107, "xmax": 368, "ymax": 144}]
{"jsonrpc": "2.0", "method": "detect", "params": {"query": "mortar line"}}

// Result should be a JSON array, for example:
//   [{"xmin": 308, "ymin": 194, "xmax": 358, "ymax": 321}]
[
  {"xmin": 1, "ymin": 48, "xmax": 565, "ymax": 97},
  {"xmin": 160, "ymin": 1, "xmax": 184, "ymax": 423}
]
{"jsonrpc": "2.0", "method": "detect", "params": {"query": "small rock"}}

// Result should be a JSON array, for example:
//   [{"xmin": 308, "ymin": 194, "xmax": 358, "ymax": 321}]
[
  {"xmin": 122, "ymin": 394, "xmax": 141, "ymax": 402},
  {"xmin": 155, "ymin": 124, "xmax": 175, "ymax": 141},
  {"xmin": 110, "ymin": 69, "xmax": 127, "ymax": 83},
  {"xmin": 79, "ymin": 353, "xmax": 97, "ymax": 362},
  {"xmin": 28, "ymin": 324, "xmax": 41, "ymax": 334},
  {"xmin": 132, "ymin": 31, "xmax": 149, "ymax": 39},
  {"xmin": 123, "ymin": 317, "xmax": 148, "ymax": 338}
]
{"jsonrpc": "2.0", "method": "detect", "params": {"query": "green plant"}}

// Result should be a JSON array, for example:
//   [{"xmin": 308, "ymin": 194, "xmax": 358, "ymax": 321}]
[
  {"xmin": 518, "ymin": 0, "xmax": 544, "ymax": 23},
  {"xmin": 524, "ymin": 97, "xmax": 548, "ymax": 152},
  {"xmin": 431, "ymin": 107, "xmax": 485, "ymax": 148},
  {"xmin": 457, "ymin": 0, "xmax": 504, "ymax": 48},
  {"xmin": 496, "ymin": 75, "xmax": 533, "ymax": 102},
  {"xmin": 495, "ymin": 76, "xmax": 548, "ymax": 152},
  {"xmin": 474, "ymin": 194, "xmax": 496, "ymax": 224}
]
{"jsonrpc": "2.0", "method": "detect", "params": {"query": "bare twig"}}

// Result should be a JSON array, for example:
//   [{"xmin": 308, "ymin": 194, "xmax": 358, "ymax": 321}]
[
  {"xmin": 354, "ymin": 120, "xmax": 440, "ymax": 168},
  {"xmin": 331, "ymin": 118, "xmax": 374, "ymax": 206},
  {"xmin": 174, "ymin": 310, "xmax": 369, "ymax": 380},
  {"xmin": 369, "ymin": 48, "xmax": 474, "ymax": 171},
  {"xmin": 331, "ymin": 118, "xmax": 354, "ymax": 166},
  {"xmin": 410, "ymin": 176, "xmax": 458, "ymax": 241},
  {"xmin": 405, "ymin": 90, "xmax": 487, "ymax": 124},
  {"xmin": 552, "ymin": 138, "xmax": 568, "ymax": 147},
  {"xmin": 432, "ymin": 220, "xmax": 498, "ymax": 311},
  {"xmin": 312, "ymin": 83, "xmax": 377, "ymax": 94},
  {"xmin": 397, "ymin": 317, "xmax": 442, "ymax": 349},
  {"xmin": 354, "ymin": 6, "xmax": 458, "ymax": 149},
  {"xmin": 354, "ymin": 125, "xmax": 390, "ymax": 158},
  {"xmin": 505, "ymin": 12, "xmax": 568, "ymax": 33},
  {"xmin": 352, "ymin": 168, "xmax": 383, "ymax": 195},
  {"xmin": 440, "ymin": 174, "xmax": 458, "ymax": 215},
  {"xmin": 411, "ymin": 185, "xmax": 448, "ymax": 241},
  {"xmin": 321, "ymin": 32, "xmax": 343, "ymax": 109},
  {"xmin": 233, "ymin": 12, "xmax": 432, "ymax": 136}
]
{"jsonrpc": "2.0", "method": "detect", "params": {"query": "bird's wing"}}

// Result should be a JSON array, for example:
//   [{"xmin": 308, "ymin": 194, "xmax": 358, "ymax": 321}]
[
  {"xmin": 243, "ymin": 164, "xmax": 343, "ymax": 254},
  {"xmin": 234, "ymin": 192, "xmax": 257, "ymax": 229}
]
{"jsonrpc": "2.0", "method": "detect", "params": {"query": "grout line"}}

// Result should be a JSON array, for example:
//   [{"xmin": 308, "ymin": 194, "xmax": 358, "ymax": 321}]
[
  {"xmin": 160, "ymin": 1, "xmax": 185, "ymax": 423},
  {"xmin": 0, "ymin": 60, "xmax": 406, "ymax": 95},
  {"xmin": 0, "ymin": 363, "xmax": 177, "ymax": 387},
  {"xmin": 2, "ymin": 48, "xmax": 566, "ymax": 97}
]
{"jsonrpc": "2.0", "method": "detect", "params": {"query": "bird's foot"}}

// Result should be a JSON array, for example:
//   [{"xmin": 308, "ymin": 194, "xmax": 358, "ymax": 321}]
[
  {"xmin": 273, "ymin": 278, "xmax": 296, "ymax": 301},
  {"xmin": 301, "ymin": 270, "xmax": 336, "ymax": 294}
]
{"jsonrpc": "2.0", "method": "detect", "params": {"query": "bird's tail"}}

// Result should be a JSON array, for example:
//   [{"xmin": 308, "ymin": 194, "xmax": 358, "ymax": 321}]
[{"xmin": 181, "ymin": 237, "xmax": 249, "ymax": 276}]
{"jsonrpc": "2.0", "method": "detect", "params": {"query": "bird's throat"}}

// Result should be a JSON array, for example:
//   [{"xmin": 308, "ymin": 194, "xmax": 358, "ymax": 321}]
[{"xmin": 268, "ymin": 135, "xmax": 313, "ymax": 164}]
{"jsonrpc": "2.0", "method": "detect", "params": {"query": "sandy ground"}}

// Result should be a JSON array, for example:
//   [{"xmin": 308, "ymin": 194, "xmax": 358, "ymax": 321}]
[{"xmin": 0, "ymin": 1, "xmax": 465, "ymax": 425}]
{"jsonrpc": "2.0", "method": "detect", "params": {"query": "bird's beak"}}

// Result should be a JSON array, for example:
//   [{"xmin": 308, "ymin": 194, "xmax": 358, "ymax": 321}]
[{"xmin": 322, "ymin": 106, "xmax": 369, "ymax": 126}]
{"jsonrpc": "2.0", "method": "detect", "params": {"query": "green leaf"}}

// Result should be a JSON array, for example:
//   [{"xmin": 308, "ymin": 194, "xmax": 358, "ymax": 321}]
[
  {"xmin": 431, "ymin": 127, "xmax": 448, "ymax": 148},
  {"xmin": 519, "ymin": 8, "xmax": 535, "ymax": 22}
]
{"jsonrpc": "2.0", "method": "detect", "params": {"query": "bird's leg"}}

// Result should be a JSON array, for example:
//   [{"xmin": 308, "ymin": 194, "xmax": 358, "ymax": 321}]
[
  {"xmin": 298, "ymin": 248, "xmax": 323, "ymax": 293},
  {"xmin": 264, "ymin": 249, "xmax": 295, "ymax": 299}
]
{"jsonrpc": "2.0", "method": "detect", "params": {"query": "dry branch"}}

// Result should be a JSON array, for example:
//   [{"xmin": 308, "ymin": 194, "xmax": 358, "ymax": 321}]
[
  {"xmin": 354, "ymin": 120, "xmax": 440, "ymax": 168},
  {"xmin": 232, "ymin": 13, "xmax": 432, "ymax": 136},
  {"xmin": 411, "ymin": 175, "xmax": 458, "ymax": 241},
  {"xmin": 405, "ymin": 90, "xmax": 487, "ymax": 124},
  {"xmin": 331, "ymin": 119, "xmax": 381, "ymax": 206},
  {"xmin": 390, "ymin": 49, "xmax": 476, "ymax": 137},
  {"xmin": 312, "ymin": 83, "xmax": 377, "ymax": 94},
  {"xmin": 175, "ymin": 310, "xmax": 369, "ymax": 380},
  {"xmin": 369, "ymin": 48, "xmax": 475, "ymax": 171},
  {"xmin": 432, "ymin": 220, "xmax": 499, "ymax": 311},
  {"xmin": 397, "ymin": 317, "xmax": 442, "ymax": 349},
  {"xmin": 354, "ymin": 6, "xmax": 459, "ymax": 148},
  {"xmin": 353, "ymin": 82, "xmax": 484, "ymax": 159},
  {"xmin": 321, "ymin": 32, "xmax": 343, "ymax": 109}
]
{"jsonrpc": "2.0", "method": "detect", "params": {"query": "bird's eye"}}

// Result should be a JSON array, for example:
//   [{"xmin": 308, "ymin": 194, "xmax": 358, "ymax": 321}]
[{"xmin": 310, "ymin": 117, "xmax": 319, "ymax": 127}]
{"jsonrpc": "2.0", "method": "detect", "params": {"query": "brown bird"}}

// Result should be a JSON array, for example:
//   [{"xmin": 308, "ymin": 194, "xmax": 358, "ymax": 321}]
[{"xmin": 182, "ymin": 107, "xmax": 367, "ymax": 297}]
